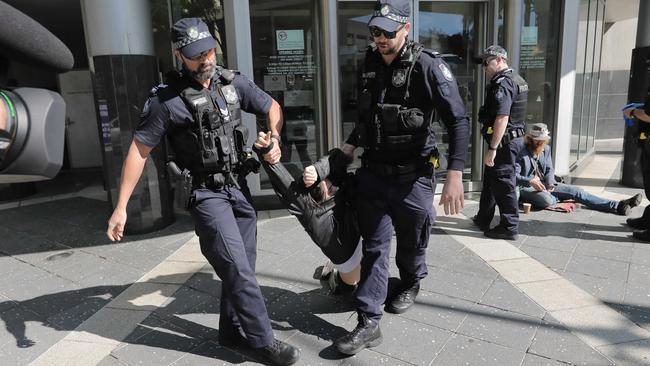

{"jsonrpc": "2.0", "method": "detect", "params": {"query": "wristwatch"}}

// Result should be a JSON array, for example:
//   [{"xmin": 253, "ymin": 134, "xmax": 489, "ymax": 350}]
[{"xmin": 271, "ymin": 134, "xmax": 282, "ymax": 147}]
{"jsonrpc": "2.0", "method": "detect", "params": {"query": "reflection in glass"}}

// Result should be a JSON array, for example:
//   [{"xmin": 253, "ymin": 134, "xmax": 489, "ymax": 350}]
[
  {"xmin": 571, "ymin": 0, "xmax": 589, "ymax": 165},
  {"xmin": 418, "ymin": 1, "xmax": 480, "ymax": 181},
  {"xmin": 250, "ymin": 0, "xmax": 322, "ymax": 188},
  {"xmin": 337, "ymin": 1, "xmax": 374, "ymax": 168},
  {"xmin": 518, "ymin": 0, "xmax": 562, "ymax": 148}
]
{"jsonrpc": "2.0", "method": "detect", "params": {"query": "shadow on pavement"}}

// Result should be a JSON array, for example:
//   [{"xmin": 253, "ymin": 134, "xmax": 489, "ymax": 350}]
[
  {"xmin": 0, "ymin": 197, "xmax": 195, "ymax": 256},
  {"xmin": 0, "ymin": 272, "xmax": 353, "ymax": 364}
]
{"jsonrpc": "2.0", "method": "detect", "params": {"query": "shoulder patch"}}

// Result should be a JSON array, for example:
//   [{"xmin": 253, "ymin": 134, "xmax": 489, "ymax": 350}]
[
  {"xmin": 495, "ymin": 90, "xmax": 504, "ymax": 101},
  {"xmin": 140, "ymin": 98, "xmax": 153, "ymax": 119},
  {"xmin": 438, "ymin": 63, "xmax": 454, "ymax": 82}
]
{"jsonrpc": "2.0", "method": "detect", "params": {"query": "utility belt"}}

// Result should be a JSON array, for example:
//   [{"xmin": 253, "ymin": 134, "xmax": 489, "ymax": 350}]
[
  {"xmin": 193, "ymin": 171, "xmax": 241, "ymax": 190},
  {"xmin": 362, "ymin": 158, "xmax": 433, "ymax": 182},
  {"xmin": 483, "ymin": 127, "xmax": 525, "ymax": 148}
]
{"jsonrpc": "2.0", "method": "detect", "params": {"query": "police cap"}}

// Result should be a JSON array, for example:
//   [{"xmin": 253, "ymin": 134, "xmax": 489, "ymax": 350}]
[
  {"xmin": 368, "ymin": 0, "xmax": 410, "ymax": 32},
  {"xmin": 474, "ymin": 45, "xmax": 508, "ymax": 64},
  {"xmin": 171, "ymin": 18, "xmax": 217, "ymax": 58}
]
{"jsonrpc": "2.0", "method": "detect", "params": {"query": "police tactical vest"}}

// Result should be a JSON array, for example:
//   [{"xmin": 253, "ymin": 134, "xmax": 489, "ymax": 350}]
[
  {"xmin": 166, "ymin": 68, "xmax": 249, "ymax": 175},
  {"xmin": 356, "ymin": 41, "xmax": 434, "ymax": 157},
  {"xmin": 480, "ymin": 69, "xmax": 528, "ymax": 131}
]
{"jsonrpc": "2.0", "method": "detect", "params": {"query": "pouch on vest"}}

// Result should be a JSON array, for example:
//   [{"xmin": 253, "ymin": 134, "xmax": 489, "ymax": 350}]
[
  {"xmin": 399, "ymin": 108, "xmax": 425, "ymax": 130},
  {"xmin": 379, "ymin": 103, "xmax": 401, "ymax": 134}
]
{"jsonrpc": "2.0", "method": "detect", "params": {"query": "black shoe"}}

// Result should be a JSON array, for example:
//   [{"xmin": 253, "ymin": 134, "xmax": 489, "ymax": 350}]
[
  {"xmin": 218, "ymin": 327, "xmax": 248, "ymax": 348},
  {"xmin": 627, "ymin": 217, "xmax": 648, "ymax": 230},
  {"xmin": 334, "ymin": 313, "xmax": 383, "ymax": 355},
  {"xmin": 385, "ymin": 280, "xmax": 420, "ymax": 314},
  {"xmin": 628, "ymin": 193, "xmax": 643, "ymax": 207},
  {"xmin": 472, "ymin": 215, "xmax": 490, "ymax": 232},
  {"xmin": 617, "ymin": 201, "xmax": 632, "ymax": 216},
  {"xmin": 633, "ymin": 229, "xmax": 650, "ymax": 242},
  {"xmin": 485, "ymin": 226, "xmax": 518, "ymax": 240},
  {"xmin": 254, "ymin": 338, "xmax": 300, "ymax": 366}
]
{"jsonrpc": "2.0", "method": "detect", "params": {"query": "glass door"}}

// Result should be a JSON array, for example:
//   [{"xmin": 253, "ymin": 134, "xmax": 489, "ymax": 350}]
[
  {"xmin": 249, "ymin": 0, "xmax": 324, "ymax": 187},
  {"xmin": 417, "ymin": 1, "xmax": 484, "ymax": 182}
]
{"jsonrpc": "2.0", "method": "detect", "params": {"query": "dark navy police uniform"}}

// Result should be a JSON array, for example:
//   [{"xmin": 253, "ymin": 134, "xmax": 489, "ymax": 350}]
[
  {"xmin": 475, "ymin": 68, "xmax": 528, "ymax": 235},
  {"xmin": 134, "ymin": 68, "xmax": 276, "ymax": 348},
  {"xmin": 348, "ymin": 40, "xmax": 470, "ymax": 320}
]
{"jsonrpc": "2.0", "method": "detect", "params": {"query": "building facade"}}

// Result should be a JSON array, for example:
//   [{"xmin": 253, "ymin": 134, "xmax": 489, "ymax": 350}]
[{"xmin": 3, "ymin": 0, "xmax": 643, "ymax": 224}]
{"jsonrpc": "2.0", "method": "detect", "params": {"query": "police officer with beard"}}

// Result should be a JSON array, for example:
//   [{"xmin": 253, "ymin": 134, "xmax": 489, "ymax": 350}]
[
  {"xmin": 472, "ymin": 45, "xmax": 528, "ymax": 240},
  {"xmin": 335, "ymin": 0, "xmax": 470, "ymax": 355},
  {"xmin": 105, "ymin": 18, "xmax": 299, "ymax": 366}
]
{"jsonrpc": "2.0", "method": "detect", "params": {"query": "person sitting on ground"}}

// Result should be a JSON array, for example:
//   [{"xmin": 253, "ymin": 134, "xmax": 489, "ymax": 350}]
[
  {"xmin": 254, "ymin": 132, "xmax": 360, "ymax": 294},
  {"xmin": 515, "ymin": 123, "xmax": 642, "ymax": 215}
]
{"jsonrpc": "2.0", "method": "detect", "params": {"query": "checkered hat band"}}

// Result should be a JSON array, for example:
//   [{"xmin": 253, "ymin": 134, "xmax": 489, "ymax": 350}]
[
  {"xmin": 172, "ymin": 31, "xmax": 212, "ymax": 49},
  {"xmin": 372, "ymin": 10, "xmax": 408, "ymax": 24},
  {"xmin": 487, "ymin": 50, "xmax": 506, "ymax": 58}
]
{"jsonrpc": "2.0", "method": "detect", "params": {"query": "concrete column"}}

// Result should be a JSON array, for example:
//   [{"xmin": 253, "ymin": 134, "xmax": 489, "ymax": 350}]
[
  {"xmin": 81, "ymin": 0, "xmax": 174, "ymax": 234},
  {"xmin": 622, "ymin": 0, "xmax": 650, "ymax": 188},
  {"xmin": 505, "ymin": 0, "xmax": 522, "ymax": 71},
  {"xmin": 320, "ymin": 0, "xmax": 341, "ymax": 150}
]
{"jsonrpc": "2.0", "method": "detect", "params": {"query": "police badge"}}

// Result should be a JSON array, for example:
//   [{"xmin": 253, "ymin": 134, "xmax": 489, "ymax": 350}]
[
  {"xmin": 187, "ymin": 26, "xmax": 199, "ymax": 40},
  {"xmin": 380, "ymin": 4, "xmax": 390, "ymax": 16},
  {"xmin": 392, "ymin": 69, "xmax": 407, "ymax": 87},
  {"xmin": 222, "ymin": 85, "xmax": 239, "ymax": 104}
]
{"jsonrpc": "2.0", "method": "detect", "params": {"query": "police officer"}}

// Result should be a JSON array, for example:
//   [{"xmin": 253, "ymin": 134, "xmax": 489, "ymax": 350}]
[
  {"xmin": 334, "ymin": 0, "xmax": 470, "ymax": 355},
  {"xmin": 472, "ymin": 45, "xmax": 528, "ymax": 241},
  {"xmin": 105, "ymin": 18, "xmax": 299, "ymax": 366},
  {"xmin": 624, "ymin": 79, "xmax": 650, "ymax": 242}
]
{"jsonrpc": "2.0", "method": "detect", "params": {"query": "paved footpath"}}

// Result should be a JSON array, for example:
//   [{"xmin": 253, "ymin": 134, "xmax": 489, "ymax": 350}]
[{"xmin": 0, "ymin": 153, "xmax": 649, "ymax": 365}]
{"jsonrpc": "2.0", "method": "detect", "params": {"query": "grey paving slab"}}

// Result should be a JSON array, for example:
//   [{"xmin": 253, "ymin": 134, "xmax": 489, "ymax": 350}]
[
  {"xmin": 596, "ymin": 338, "xmax": 650, "ymax": 366},
  {"xmin": 631, "ymin": 247, "xmax": 650, "ymax": 266},
  {"xmin": 565, "ymin": 254, "xmax": 630, "ymax": 281},
  {"xmin": 431, "ymin": 333, "xmax": 526, "ymax": 366},
  {"xmin": 399, "ymin": 290, "xmax": 474, "ymax": 332},
  {"xmin": 574, "ymin": 240, "xmax": 634, "ymax": 262},
  {"xmin": 520, "ymin": 353, "xmax": 568, "ymax": 366},
  {"xmin": 420, "ymin": 267, "xmax": 496, "ymax": 303},
  {"xmin": 528, "ymin": 317, "xmax": 615, "ymax": 366},
  {"xmin": 442, "ymin": 248, "xmax": 500, "ymax": 279},
  {"xmin": 150, "ymin": 285, "xmax": 217, "ymax": 322},
  {"xmin": 623, "ymin": 281, "xmax": 650, "ymax": 307},
  {"xmin": 170, "ymin": 340, "xmax": 247, "ymax": 365},
  {"xmin": 562, "ymin": 271, "xmax": 626, "ymax": 303},
  {"xmin": 517, "ymin": 245, "xmax": 572, "ymax": 271},
  {"xmin": 456, "ymin": 303, "xmax": 541, "ymax": 351},
  {"xmin": 519, "ymin": 234, "xmax": 579, "ymax": 253},
  {"xmin": 96, "ymin": 354, "xmax": 130, "ymax": 366},
  {"xmin": 478, "ymin": 279, "xmax": 546, "ymax": 318},
  {"xmin": 109, "ymin": 321, "xmax": 203, "ymax": 366},
  {"xmin": 607, "ymin": 303, "xmax": 650, "ymax": 332}
]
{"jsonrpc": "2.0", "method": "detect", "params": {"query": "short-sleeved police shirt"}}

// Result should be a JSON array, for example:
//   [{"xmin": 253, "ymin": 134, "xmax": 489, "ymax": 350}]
[
  {"xmin": 135, "ymin": 71, "xmax": 272, "ymax": 148},
  {"xmin": 491, "ymin": 69, "xmax": 517, "ymax": 117}
]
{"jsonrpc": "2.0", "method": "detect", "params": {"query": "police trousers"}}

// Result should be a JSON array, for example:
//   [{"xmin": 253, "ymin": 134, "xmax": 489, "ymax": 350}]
[
  {"xmin": 640, "ymin": 140, "xmax": 650, "ymax": 224},
  {"xmin": 476, "ymin": 137, "xmax": 524, "ymax": 234},
  {"xmin": 189, "ymin": 184, "xmax": 274, "ymax": 348},
  {"xmin": 354, "ymin": 167, "xmax": 435, "ymax": 320}
]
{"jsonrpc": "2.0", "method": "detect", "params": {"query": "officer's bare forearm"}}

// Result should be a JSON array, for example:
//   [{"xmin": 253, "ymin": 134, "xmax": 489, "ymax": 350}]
[
  {"xmin": 635, "ymin": 109, "xmax": 650, "ymax": 123},
  {"xmin": 115, "ymin": 140, "xmax": 152, "ymax": 210},
  {"xmin": 490, "ymin": 115, "xmax": 509, "ymax": 147},
  {"xmin": 267, "ymin": 99, "xmax": 283, "ymax": 135}
]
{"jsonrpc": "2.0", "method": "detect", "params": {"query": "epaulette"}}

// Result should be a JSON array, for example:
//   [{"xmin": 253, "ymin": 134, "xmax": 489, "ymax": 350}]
[
  {"xmin": 217, "ymin": 66, "xmax": 239, "ymax": 84},
  {"xmin": 421, "ymin": 48, "xmax": 440, "ymax": 58}
]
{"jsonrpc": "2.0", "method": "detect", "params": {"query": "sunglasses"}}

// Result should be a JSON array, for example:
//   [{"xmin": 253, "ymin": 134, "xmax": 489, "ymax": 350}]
[
  {"xmin": 482, "ymin": 57, "xmax": 496, "ymax": 67},
  {"xmin": 186, "ymin": 48, "xmax": 215, "ymax": 61},
  {"xmin": 369, "ymin": 25, "xmax": 404, "ymax": 39}
]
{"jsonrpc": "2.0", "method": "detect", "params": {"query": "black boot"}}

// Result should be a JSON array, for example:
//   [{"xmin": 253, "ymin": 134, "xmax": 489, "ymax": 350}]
[
  {"xmin": 253, "ymin": 338, "xmax": 300, "ymax": 366},
  {"xmin": 328, "ymin": 269, "xmax": 357, "ymax": 295},
  {"xmin": 385, "ymin": 280, "xmax": 420, "ymax": 314},
  {"xmin": 627, "ymin": 216, "xmax": 648, "ymax": 230},
  {"xmin": 633, "ymin": 229, "xmax": 650, "ymax": 242},
  {"xmin": 218, "ymin": 327, "xmax": 248, "ymax": 348},
  {"xmin": 472, "ymin": 215, "xmax": 490, "ymax": 232},
  {"xmin": 485, "ymin": 226, "xmax": 518, "ymax": 240},
  {"xmin": 334, "ymin": 313, "xmax": 383, "ymax": 355}
]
